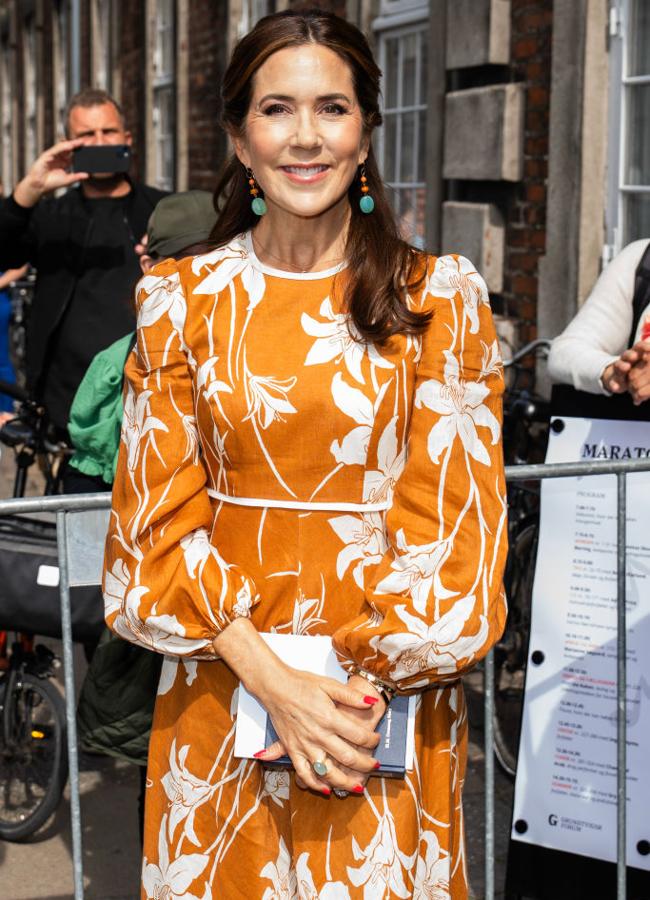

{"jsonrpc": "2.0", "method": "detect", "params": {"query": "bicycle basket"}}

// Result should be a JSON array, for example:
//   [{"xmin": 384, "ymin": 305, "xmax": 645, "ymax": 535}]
[{"xmin": 0, "ymin": 513, "xmax": 105, "ymax": 641}]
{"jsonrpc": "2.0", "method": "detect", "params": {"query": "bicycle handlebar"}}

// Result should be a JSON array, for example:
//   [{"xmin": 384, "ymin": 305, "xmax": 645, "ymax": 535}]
[{"xmin": 503, "ymin": 339, "xmax": 552, "ymax": 368}]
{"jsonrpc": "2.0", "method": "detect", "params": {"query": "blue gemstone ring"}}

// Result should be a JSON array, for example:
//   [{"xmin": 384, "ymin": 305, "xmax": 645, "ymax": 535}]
[{"xmin": 312, "ymin": 758, "xmax": 329, "ymax": 777}]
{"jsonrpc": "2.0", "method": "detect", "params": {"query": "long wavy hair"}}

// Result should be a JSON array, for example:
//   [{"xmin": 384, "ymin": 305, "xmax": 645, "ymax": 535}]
[{"xmin": 210, "ymin": 8, "xmax": 431, "ymax": 344}]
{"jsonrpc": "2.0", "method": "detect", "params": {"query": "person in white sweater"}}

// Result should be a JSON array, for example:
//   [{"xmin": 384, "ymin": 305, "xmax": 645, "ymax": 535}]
[{"xmin": 547, "ymin": 239, "xmax": 650, "ymax": 404}]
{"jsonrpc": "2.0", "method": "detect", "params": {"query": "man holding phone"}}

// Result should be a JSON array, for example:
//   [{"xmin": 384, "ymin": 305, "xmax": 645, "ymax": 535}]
[{"xmin": 0, "ymin": 88, "xmax": 167, "ymax": 453}]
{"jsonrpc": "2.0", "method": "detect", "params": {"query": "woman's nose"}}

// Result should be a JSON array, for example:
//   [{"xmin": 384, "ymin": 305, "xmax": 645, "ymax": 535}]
[{"xmin": 292, "ymin": 112, "xmax": 320, "ymax": 149}]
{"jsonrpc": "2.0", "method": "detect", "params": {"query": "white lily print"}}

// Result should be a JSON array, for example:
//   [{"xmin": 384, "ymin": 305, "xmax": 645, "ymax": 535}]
[
  {"xmin": 196, "ymin": 356, "xmax": 233, "ymax": 415},
  {"xmin": 142, "ymin": 814, "xmax": 210, "ymax": 900},
  {"xmin": 232, "ymin": 581, "xmax": 254, "ymax": 617},
  {"xmin": 261, "ymin": 836, "xmax": 298, "ymax": 900},
  {"xmin": 480, "ymin": 339, "xmax": 503, "ymax": 380},
  {"xmin": 122, "ymin": 383, "xmax": 168, "ymax": 471},
  {"xmin": 415, "ymin": 350, "xmax": 500, "ymax": 466},
  {"xmin": 347, "ymin": 809, "xmax": 417, "ymax": 899},
  {"xmin": 329, "ymin": 373, "xmax": 390, "ymax": 466},
  {"xmin": 244, "ymin": 371, "xmax": 298, "ymax": 430},
  {"xmin": 363, "ymin": 415, "xmax": 406, "ymax": 505},
  {"xmin": 103, "ymin": 557, "xmax": 130, "ymax": 619},
  {"xmin": 329, "ymin": 512, "xmax": 387, "ymax": 590},
  {"xmin": 412, "ymin": 831, "xmax": 450, "ymax": 900},
  {"xmin": 371, "ymin": 595, "xmax": 488, "ymax": 680},
  {"xmin": 375, "ymin": 528, "xmax": 454, "ymax": 616},
  {"xmin": 295, "ymin": 852, "xmax": 351, "ymax": 899},
  {"xmin": 260, "ymin": 769, "xmax": 290, "ymax": 808},
  {"xmin": 138, "ymin": 270, "xmax": 188, "ymax": 345},
  {"xmin": 423, "ymin": 255, "xmax": 489, "ymax": 334},
  {"xmin": 112, "ymin": 585, "xmax": 209, "ymax": 656},
  {"xmin": 274, "ymin": 587, "xmax": 326, "ymax": 635},
  {"xmin": 302, "ymin": 296, "xmax": 393, "ymax": 384},
  {"xmin": 162, "ymin": 740, "xmax": 213, "ymax": 846},
  {"xmin": 191, "ymin": 237, "xmax": 266, "ymax": 310},
  {"xmin": 157, "ymin": 657, "xmax": 198, "ymax": 696}
]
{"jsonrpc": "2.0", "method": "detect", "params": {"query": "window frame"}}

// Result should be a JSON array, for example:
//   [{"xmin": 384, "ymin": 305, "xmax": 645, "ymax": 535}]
[
  {"xmin": 147, "ymin": 0, "xmax": 177, "ymax": 192},
  {"xmin": 605, "ymin": 0, "xmax": 650, "ymax": 259},
  {"xmin": 374, "ymin": 8, "xmax": 429, "ymax": 249}
]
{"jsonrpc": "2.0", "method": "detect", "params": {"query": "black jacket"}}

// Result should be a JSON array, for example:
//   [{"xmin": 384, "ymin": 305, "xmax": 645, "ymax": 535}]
[{"xmin": 0, "ymin": 182, "xmax": 167, "ymax": 394}]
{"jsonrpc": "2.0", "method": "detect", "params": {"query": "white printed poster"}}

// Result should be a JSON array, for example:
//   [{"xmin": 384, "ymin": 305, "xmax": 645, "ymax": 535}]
[{"xmin": 511, "ymin": 416, "xmax": 650, "ymax": 870}]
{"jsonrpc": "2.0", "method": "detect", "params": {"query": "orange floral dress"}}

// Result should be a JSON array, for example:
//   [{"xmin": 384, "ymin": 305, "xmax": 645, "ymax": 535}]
[{"xmin": 103, "ymin": 231, "xmax": 508, "ymax": 900}]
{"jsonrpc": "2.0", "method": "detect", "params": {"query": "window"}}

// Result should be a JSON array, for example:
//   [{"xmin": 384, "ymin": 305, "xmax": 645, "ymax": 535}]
[
  {"xmin": 53, "ymin": 1, "xmax": 70, "ymax": 137},
  {"xmin": 607, "ymin": 0, "xmax": 650, "ymax": 254},
  {"xmin": 376, "ymin": 22, "xmax": 428, "ymax": 248},
  {"xmin": 23, "ymin": 18, "xmax": 37, "ymax": 168},
  {"xmin": 92, "ymin": 0, "xmax": 114, "ymax": 91},
  {"xmin": 1, "ymin": 40, "xmax": 14, "ymax": 190},
  {"xmin": 151, "ymin": 0, "xmax": 175, "ymax": 190}
]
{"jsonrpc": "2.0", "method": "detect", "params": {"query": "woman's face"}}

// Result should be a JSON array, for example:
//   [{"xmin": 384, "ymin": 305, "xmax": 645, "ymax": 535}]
[{"xmin": 233, "ymin": 44, "xmax": 370, "ymax": 220}]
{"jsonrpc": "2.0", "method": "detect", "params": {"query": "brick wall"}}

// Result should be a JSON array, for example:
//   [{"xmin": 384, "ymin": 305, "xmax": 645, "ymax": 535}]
[
  {"xmin": 187, "ymin": 0, "xmax": 229, "ymax": 191},
  {"xmin": 117, "ymin": 2, "xmax": 146, "ymax": 182},
  {"xmin": 502, "ymin": 0, "xmax": 553, "ymax": 342}
]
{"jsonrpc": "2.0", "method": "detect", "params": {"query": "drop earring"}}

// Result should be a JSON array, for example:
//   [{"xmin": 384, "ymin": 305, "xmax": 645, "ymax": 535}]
[
  {"xmin": 246, "ymin": 168, "xmax": 267, "ymax": 216},
  {"xmin": 359, "ymin": 164, "xmax": 374, "ymax": 214}
]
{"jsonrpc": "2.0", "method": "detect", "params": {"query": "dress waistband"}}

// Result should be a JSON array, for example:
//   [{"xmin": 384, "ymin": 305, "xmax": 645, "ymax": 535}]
[{"xmin": 206, "ymin": 488, "xmax": 390, "ymax": 513}]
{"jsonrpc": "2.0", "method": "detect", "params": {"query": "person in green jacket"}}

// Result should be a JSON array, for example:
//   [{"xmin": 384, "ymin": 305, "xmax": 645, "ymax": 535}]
[{"xmin": 74, "ymin": 190, "xmax": 217, "ymax": 842}]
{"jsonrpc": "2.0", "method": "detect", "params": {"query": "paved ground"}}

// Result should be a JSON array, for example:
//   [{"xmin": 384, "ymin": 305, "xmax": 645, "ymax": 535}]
[{"xmin": 0, "ymin": 446, "xmax": 516, "ymax": 899}]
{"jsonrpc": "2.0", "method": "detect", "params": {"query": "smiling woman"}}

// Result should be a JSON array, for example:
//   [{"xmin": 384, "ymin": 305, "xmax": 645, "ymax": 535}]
[{"xmin": 103, "ymin": 9, "xmax": 509, "ymax": 900}]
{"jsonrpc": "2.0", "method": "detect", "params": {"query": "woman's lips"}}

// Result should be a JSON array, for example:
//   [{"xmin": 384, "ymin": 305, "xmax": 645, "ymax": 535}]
[{"xmin": 280, "ymin": 164, "xmax": 330, "ymax": 184}]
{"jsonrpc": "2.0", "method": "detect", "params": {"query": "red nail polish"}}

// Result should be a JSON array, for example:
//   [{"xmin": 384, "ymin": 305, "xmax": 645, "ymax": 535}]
[
  {"xmin": 321, "ymin": 787, "xmax": 331, "ymax": 796},
  {"xmin": 352, "ymin": 784, "xmax": 365, "ymax": 794},
  {"xmin": 253, "ymin": 750, "xmax": 266, "ymax": 758},
  {"xmin": 363, "ymin": 695, "xmax": 379, "ymax": 705},
  {"xmin": 373, "ymin": 760, "xmax": 381, "ymax": 770}
]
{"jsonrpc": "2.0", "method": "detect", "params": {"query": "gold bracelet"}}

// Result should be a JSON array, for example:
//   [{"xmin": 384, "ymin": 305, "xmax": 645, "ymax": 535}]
[{"xmin": 349, "ymin": 665, "xmax": 396, "ymax": 705}]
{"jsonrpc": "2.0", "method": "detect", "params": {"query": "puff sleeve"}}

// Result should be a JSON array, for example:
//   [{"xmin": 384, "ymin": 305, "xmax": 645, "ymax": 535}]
[
  {"xmin": 102, "ymin": 259, "xmax": 259, "ymax": 657},
  {"xmin": 332, "ymin": 256, "xmax": 508, "ymax": 691}
]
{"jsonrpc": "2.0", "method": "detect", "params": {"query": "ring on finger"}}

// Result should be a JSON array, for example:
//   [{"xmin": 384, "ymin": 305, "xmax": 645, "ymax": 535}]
[
  {"xmin": 333, "ymin": 789, "xmax": 349, "ymax": 798},
  {"xmin": 311, "ymin": 756, "xmax": 329, "ymax": 778}
]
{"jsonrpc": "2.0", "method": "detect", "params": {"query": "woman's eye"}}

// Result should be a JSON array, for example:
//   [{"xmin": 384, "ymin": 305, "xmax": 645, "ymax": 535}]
[
  {"xmin": 322, "ymin": 103, "xmax": 346, "ymax": 115},
  {"xmin": 263, "ymin": 103, "xmax": 289, "ymax": 115}
]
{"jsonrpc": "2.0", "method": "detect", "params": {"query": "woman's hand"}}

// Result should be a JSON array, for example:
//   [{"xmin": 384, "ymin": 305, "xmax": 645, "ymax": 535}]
[
  {"xmin": 254, "ymin": 667, "xmax": 382, "ymax": 794},
  {"xmin": 602, "ymin": 341, "xmax": 650, "ymax": 404},
  {"xmin": 625, "ymin": 340, "xmax": 650, "ymax": 405},
  {"xmin": 213, "ymin": 619, "xmax": 381, "ymax": 795}
]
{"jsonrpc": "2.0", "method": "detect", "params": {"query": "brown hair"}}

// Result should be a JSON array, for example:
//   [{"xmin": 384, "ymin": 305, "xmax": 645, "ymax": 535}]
[
  {"xmin": 210, "ymin": 8, "xmax": 430, "ymax": 344},
  {"xmin": 64, "ymin": 88, "xmax": 126, "ymax": 137}
]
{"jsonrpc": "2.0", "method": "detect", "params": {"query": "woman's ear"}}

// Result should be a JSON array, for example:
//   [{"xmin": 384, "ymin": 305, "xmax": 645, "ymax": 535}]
[{"xmin": 231, "ymin": 132, "xmax": 251, "ymax": 171}]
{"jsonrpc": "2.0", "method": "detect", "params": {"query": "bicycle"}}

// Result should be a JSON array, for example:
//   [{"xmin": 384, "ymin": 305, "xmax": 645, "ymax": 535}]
[
  {"xmin": 0, "ymin": 378, "xmax": 71, "ymax": 840},
  {"xmin": 492, "ymin": 339, "xmax": 551, "ymax": 779}
]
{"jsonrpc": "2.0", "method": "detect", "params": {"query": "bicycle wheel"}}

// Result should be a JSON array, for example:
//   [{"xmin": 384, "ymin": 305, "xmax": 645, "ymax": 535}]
[
  {"xmin": 493, "ymin": 521, "xmax": 538, "ymax": 779},
  {"xmin": 0, "ymin": 671, "xmax": 68, "ymax": 840}
]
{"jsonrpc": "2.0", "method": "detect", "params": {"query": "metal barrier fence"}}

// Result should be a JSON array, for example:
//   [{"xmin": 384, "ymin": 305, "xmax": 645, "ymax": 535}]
[{"xmin": 1, "ymin": 454, "xmax": 649, "ymax": 899}]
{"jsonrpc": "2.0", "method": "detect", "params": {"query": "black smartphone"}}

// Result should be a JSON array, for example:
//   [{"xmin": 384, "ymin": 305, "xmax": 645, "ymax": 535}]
[{"xmin": 72, "ymin": 144, "xmax": 131, "ymax": 174}]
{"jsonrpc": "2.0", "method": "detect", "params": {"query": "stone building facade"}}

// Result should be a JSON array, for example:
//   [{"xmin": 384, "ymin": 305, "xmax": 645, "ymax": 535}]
[{"xmin": 0, "ymin": 0, "xmax": 647, "ymax": 372}]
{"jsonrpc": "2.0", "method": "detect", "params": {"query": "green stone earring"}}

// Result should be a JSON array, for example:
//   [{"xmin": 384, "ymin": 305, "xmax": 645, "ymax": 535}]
[
  {"xmin": 246, "ymin": 168, "xmax": 267, "ymax": 216},
  {"xmin": 359, "ymin": 164, "xmax": 374, "ymax": 214}
]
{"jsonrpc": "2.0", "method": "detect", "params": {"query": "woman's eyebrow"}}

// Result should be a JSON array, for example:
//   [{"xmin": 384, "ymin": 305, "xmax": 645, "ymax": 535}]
[{"xmin": 258, "ymin": 92, "xmax": 352, "ymax": 104}]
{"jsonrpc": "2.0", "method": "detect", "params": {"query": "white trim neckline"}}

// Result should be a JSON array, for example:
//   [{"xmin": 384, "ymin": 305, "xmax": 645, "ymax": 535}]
[{"xmin": 244, "ymin": 230, "xmax": 348, "ymax": 281}]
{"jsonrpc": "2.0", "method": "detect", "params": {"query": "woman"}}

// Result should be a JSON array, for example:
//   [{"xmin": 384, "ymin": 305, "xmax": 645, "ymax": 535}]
[
  {"xmin": 104, "ymin": 10, "xmax": 508, "ymax": 898},
  {"xmin": 547, "ymin": 238, "xmax": 650, "ymax": 404}
]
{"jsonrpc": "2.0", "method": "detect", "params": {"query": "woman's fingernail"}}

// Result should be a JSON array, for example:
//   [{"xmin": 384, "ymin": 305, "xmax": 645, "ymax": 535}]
[
  {"xmin": 352, "ymin": 784, "xmax": 365, "ymax": 794},
  {"xmin": 253, "ymin": 750, "xmax": 266, "ymax": 758},
  {"xmin": 363, "ymin": 695, "xmax": 379, "ymax": 705},
  {"xmin": 373, "ymin": 760, "xmax": 381, "ymax": 770},
  {"xmin": 321, "ymin": 787, "xmax": 331, "ymax": 796}
]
